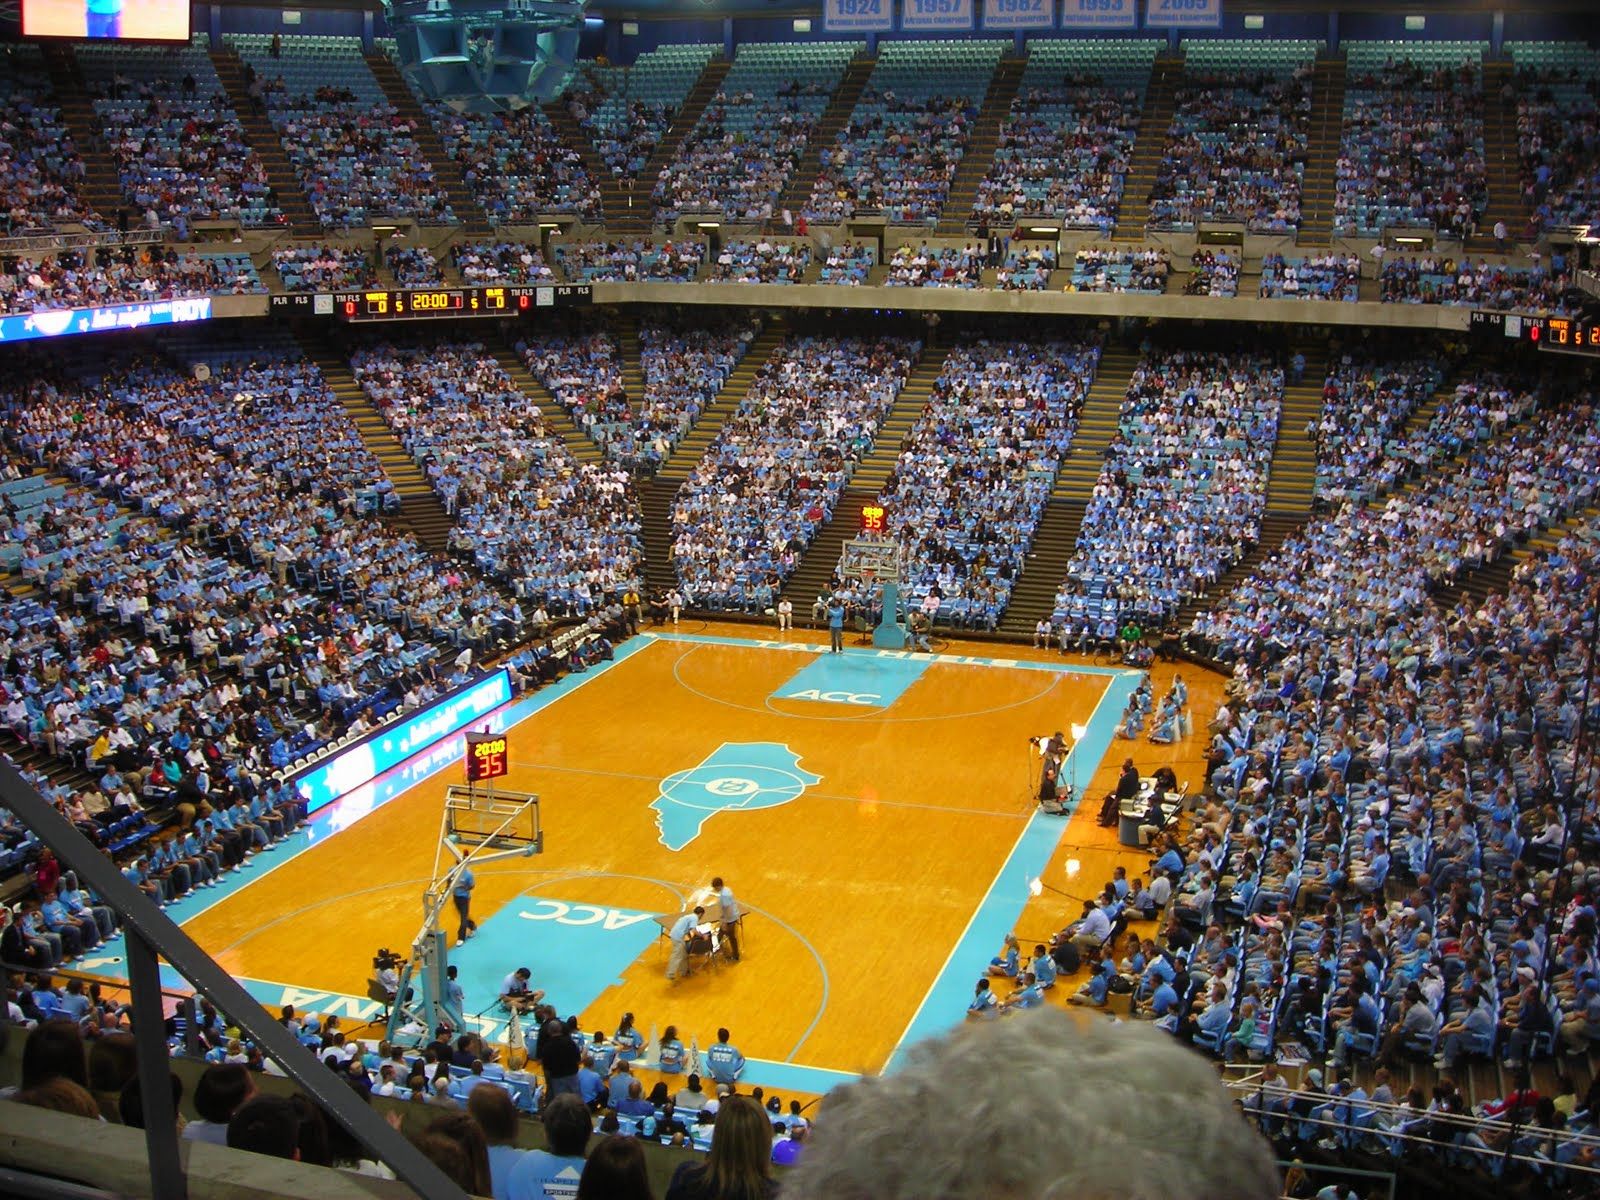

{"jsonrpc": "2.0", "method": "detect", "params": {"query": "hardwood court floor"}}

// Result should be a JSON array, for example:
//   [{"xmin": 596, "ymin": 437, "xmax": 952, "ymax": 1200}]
[{"xmin": 180, "ymin": 621, "xmax": 1221, "ymax": 1083}]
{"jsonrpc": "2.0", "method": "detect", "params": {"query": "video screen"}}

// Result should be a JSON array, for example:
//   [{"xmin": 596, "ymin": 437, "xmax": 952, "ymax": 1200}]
[{"xmin": 23, "ymin": 0, "xmax": 191, "ymax": 42}]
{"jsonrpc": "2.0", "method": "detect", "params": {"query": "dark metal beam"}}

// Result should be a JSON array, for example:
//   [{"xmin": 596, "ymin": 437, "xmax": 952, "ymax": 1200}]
[
  {"xmin": 126, "ymin": 932, "xmax": 187, "ymax": 1200},
  {"xmin": 0, "ymin": 758, "xmax": 470, "ymax": 1200}
]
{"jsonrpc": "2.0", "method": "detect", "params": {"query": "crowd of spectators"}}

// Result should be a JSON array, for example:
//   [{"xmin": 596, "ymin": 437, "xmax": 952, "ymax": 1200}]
[
  {"xmin": 884, "ymin": 243, "xmax": 984, "ymax": 288},
  {"xmin": 1259, "ymin": 252, "xmax": 1362, "ymax": 302},
  {"xmin": 1185, "ymin": 250, "xmax": 1240, "ymax": 298},
  {"xmin": 1310, "ymin": 350, "xmax": 1448, "ymax": 505},
  {"xmin": 352, "ymin": 339, "xmax": 643, "ymax": 614},
  {"xmin": 1149, "ymin": 66, "xmax": 1311, "ymax": 231},
  {"xmin": 708, "ymin": 238, "xmax": 811, "ymax": 284},
  {"xmin": 1068, "ymin": 246, "xmax": 1170, "ymax": 294},
  {"xmin": 873, "ymin": 337, "xmax": 1099, "ymax": 629},
  {"xmin": 383, "ymin": 244, "xmax": 442, "ymax": 290},
  {"xmin": 1513, "ymin": 65, "xmax": 1600, "ymax": 233},
  {"xmin": 1336, "ymin": 61, "xmax": 1487, "ymax": 238},
  {"xmin": 552, "ymin": 239, "xmax": 705, "ymax": 283},
  {"xmin": 654, "ymin": 89, "xmax": 825, "ymax": 223},
  {"xmin": 971, "ymin": 76, "xmax": 1140, "ymax": 234},
  {"xmin": 0, "ymin": 49, "xmax": 95, "ymax": 232},
  {"xmin": 0, "ymin": 247, "xmax": 260, "ymax": 313},
  {"xmin": 1379, "ymin": 254, "xmax": 1577, "ymax": 312},
  {"xmin": 452, "ymin": 241, "xmax": 555, "ymax": 285},
  {"xmin": 430, "ymin": 105, "xmax": 600, "ymax": 224},
  {"xmin": 563, "ymin": 78, "xmax": 671, "ymax": 179},
  {"xmin": 818, "ymin": 242, "xmax": 875, "ymax": 285},
  {"xmin": 671, "ymin": 335, "xmax": 917, "ymax": 608},
  {"xmin": 1057, "ymin": 348, "xmax": 1283, "ymax": 628},
  {"xmin": 270, "ymin": 245, "xmax": 376, "ymax": 293},
  {"xmin": 995, "ymin": 244, "xmax": 1056, "ymax": 291},
  {"xmin": 92, "ymin": 78, "xmax": 279, "ymax": 233}
]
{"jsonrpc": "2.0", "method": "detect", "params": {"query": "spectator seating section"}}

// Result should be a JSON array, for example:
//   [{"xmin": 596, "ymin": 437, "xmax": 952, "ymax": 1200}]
[
  {"xmin": 0, "ymin": 45, "xmax": 95, "ymax": 232},
  {"xmin": 869, "ymin": 337, "xmax": 1099, "ymax": 629},
  {"xmin": 1378, "ymin": 254, "xmax": 1578, "ymax": 312},
  {"xmin": 1508, "ymin": 41, "xmax": 1600, "ymax": 233},
  {"xmin": 671, "ymin": 335, "xmax": 918, "ymax": 609},
  {"xmin": 1310, "ymin": 352, "xmax": 1447, "ymax": 504},
  {"xmin": 996, "ymin": 243, "xmax": 1056, "ymax": 290},
  {"xmin": 227, "ymin": 34, "xmax": 454, "ymax": 228},
  {"xmin": 708, "ymin": 238, "xmax": 812, "ymax": 284},
  {"xmin": 654, "ymin": 41, "xmax": 863, "ymax": 223},
  {"xmin": 1186, "ymin": 250, "xmax": 1240, "ymax": 297},
  {"xmin": 425, "ymin": 101, "xmax": 601, "ymax": 224},
  {"xmin": 818, "ymin": 241, "xmax": 876, "ymax": 285},
  {"xmin": 553, "ymin": 238, "xmax": 705, "ymax": 283},
  {"xmin": 805, "ymin": 40, "xmax": 1006, "ymax": 226},
  {"xmin": 1149, "ymin": 40, "xmax": 1319, "ymax": 232},
  {"xmin": 1056, "ymin": 349, "xmax": 1283, "ymax": 630},
  {"xmin": 453, "ymin": 241, "xmax": 556, "ymax": 284},
  {"xmin": 1259, "ymin": 253, "xmax": 1362, "ymax": 301},
  {"xmin": 0, "ymin": 248, "xmax": 262, "ymax": 313},
  {"xmin": 971, "ymin": 39, "xmax": 1159, "ymax": 234},
  {"xmin": 271, "ymin": 245, "xmax": 377, "ymax": 293},
  {"xmin": 568, "ymin": 45, "xmax": 721, "ymax": 178},
  {"xmin": 384, "ymin": 243, "xmax": 443, "ymax": 288},
  {"xmin": 1068, "ymin": 245, "xmax": 1169, "ymax": 293},
  {"xmin": 884, "ymin": 242, "xmax": 984, "ymax": 287},
  {"xmin": 78, "ymin": 42, "xmax": 281, "ymax": 231},
  {"xmin": 1336, "ymin": 41, "xmax": 1488, "ymax": 237}
]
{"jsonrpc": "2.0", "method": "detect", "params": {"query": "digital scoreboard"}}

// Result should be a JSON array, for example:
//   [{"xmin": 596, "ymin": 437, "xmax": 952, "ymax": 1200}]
[
  {"xmin": 1471, "ymin": 310, "xmax": 1600, "ymax": 356},
  {"xmin": 860, "ymin": 503, "xmax": 887, "ymax": 535},
  {"xmin": 464, "ymin": 731, "xmax": 510, "ymax": 783},
  {"xmin": 270, "ymin": 285, "xmax": 592, "ymax": 322}
]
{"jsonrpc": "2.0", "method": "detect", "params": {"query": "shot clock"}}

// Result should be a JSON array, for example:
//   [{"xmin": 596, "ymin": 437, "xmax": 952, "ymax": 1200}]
[
  {"xmin": 465, "ymin": 732, "xmax": 510, "ymax": 783},
  {"xmin": 860, "ymin": 503, "xmax": 888, "ymax": 535}
]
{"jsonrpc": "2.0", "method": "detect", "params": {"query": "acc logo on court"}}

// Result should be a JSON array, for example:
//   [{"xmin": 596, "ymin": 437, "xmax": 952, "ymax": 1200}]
[
  {"xmin": 782, "ymin": 688, "xmax": 881, "ymax": 706},
  {"xmin": 652, "ymin": 742, "xmax": 821, "ymax": 851}
]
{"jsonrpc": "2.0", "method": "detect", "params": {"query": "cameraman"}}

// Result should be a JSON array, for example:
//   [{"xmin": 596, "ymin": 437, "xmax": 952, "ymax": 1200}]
[{"xmin": 374, "ymin": 949, "xmax": 400, "ymax": 1000}]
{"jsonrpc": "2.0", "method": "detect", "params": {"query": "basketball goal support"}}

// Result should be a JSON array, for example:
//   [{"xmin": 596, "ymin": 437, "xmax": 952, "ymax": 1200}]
[
  {"xmin": 841, "ymin": 536, "xmax": 908, "ymax": 650},
  {"xmin": 384, "ymin": 785, "xmax": 541, "ymax": 1047}
]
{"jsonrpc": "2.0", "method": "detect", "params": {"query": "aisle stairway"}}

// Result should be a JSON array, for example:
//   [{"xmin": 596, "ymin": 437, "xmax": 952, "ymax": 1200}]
[
  {"xmin": 365, "ymin": 53, "xmax": 487, "ymax": 235},
  {"xmin": 207, "ymin": 48, "xmax": 320, "ymax": 232},
  {"xmin": 778, "ymin": 488, "xmax": 875, "ymax": 609},
  {"xmin": 653, "ymin": 320, "xmax": 787, "ymax": 479},
  {"xmin": 774, "ymin": 57, "xmax": 875, "ymax": 220},
  {"xmin": 616, "ymin": 313, "xmax": 644, "ymax": 404},
  {"xmin": 541, "ymin": 99, "xmax": 616, "ymax": 226},
  {"xmin": 298, "ymin": 338, "xmax": 455, "ymax": 551},
  {"xmin": 995, "ymin": 499, "xmax": 1087, "ymax": 636},
  {"xmin": 1433, "ymin": 503, "xmax": 1599, "ymax": 611},
  {"xmin": 846, "ymin": 345, "xmax": 952, "ymax": 493},
  {"xmin": 1466, "ymin": 59, "xmax": 1527, "ymax": 252},
  {"xmin": 1296, "ymin": 55, "xmax": 1348, "ymax": 247},
  {"xmin": 484, "ymin": 337, "xmax": 606, "ymax": 464},
  {"xmin": 1050, "ymin": 347, "xmax": 1139, "ymax": 500},
  {"xmin": 1112, "ymin": 54, "xmax": 1184, "ymax": 241},
  {"xmin": 935, "ymin": 57, "xmax": 1027, "ymax": 234},
  {"xmin": 637, "ymin": 476, "xmax": 678, "ymax": 594},
  {"xmin": 614, "ymin": 58, "xmax": 732, "ymax": 234},
  {"xmin": 37, "ymin": 46, "xmax": 128, "ymax": 220},
  {"xmin": 1171, "ymin": 511, "xmax": 1306, "ymax": 631},
  {"xmin": 1264, "ymin": 346, "xmax": 1328, "ymax": 512}
]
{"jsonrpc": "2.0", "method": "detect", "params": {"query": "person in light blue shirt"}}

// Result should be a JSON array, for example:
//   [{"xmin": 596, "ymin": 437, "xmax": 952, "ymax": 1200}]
[
  {"xmin": 827, "ymin": 601, "xmax": 845, "ymax": 654},
  {"xmin": 505, "ymin": 1094, "xmax": 590, "ymax": 1200},
  {"xmin": 988, "ymin": 934, "xmax": 1020, "ymax": 978},
  {"xmin": 606, "ymin": 1060, "xmax": 635, "ymax": 1108},
  {"xmin": 1031, "ymin": 945, "xmax": 1057, "ymax": 989},
  {"xmin": 657, "ymin": 1025, "xmax": 685, "ymax": 1074},
  {"xmin": 705, "ymin": 1028, "xmax": 745, "ymax": 1084},
  {"xmin": 40, "ymin": 891, "xmax": 96, "ymax": 955},
  {"xmin": 1002, "ymin": 973, "xmax": 1044, "ymax": 1011},
  {"xmin": 614, "ymin": 1012, "xmax": 644, "ymax": 1062},
  {"xmin": 586, "ymin": 1030, "xmax": 616, "ymax": 1077},
  {"xmin": 452, "ymin": 866, "xmax": 477, "ymax": 946},
  {"xmin": 576, "ymin": 1054, "xmax": 605, "ymax": 1108},
  {"xmin": 967, "ymin": 978, "xmax": 997, "ymax": 1019},
  {"xmin": 444, "ymin": 964, "xmax": 466, "ymax": 1030},
  {"xmin": 667, "ymin": 907, "xmax": 702, "ymax": 982}
]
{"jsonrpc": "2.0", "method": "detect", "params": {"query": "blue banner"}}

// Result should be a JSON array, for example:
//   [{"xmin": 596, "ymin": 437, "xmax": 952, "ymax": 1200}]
[
  {"xmin": 823, "ymin": 0, "xmax": 893, "ymax": 32},
  {"xmin": 293, "ymin": 669, "xmax": 514, "ymax": 812},
  {"xmin": 1058, "ymin": 0, "xmax": 1137, "ymax": 28},
  {"xmin": 0, "ymin": 296, "xmax": 212, "ymax": 343},
  {"xmin": 1144, "ymin": 0, "xmax": 1219, "ymax": 27},
  {"xmin": 901, "ymin": 0, "xmax": 975, "ymax": 29},
  {"xmin": 985, "ymin": 0, "xmax": 1054, "ymax": 29}
]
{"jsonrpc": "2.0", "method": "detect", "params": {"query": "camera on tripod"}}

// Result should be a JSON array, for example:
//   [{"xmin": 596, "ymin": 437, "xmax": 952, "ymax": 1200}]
[{"xmin": 373, "ymin": 947, "xmax": 402, "ymax": 971}]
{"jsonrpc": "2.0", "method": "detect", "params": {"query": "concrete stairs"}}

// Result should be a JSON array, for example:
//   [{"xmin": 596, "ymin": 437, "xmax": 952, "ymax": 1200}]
[
  {"xmin": 37, "ymin": 46, "xmax": 125, "ymax": 221},
  {"xmin": 1112, "ymin": 54, "xmax": 1184, "ymax": 242},
  {"xmin": 846, "ymin": 344, "xmax": 952, "ymax": 494},
  {"xmin": 775, "ymin": 57, "xmax": 875, "ymax": 220},
  {"xmin": 616, "ymin": 312, "xmax": 644, "ymax": 402},
  {"xmin": 935, "ymin": 57, "xmax": 1026, "ymax": 235},
  {"xmin": 365, "ymin": 54, "xmax": 487, "ymax": 235},
  {"xmin": 614, "ymin": 58, "xmax": 732, "ymax": 234},
  {"xmin": 484, "ymin": 337, "xmax": 606, "ymax": 465},
  {"xmin": 637, "ymin": 476, "xmax": 679, "ymax": 594},
  {"xmin": 1465, "ymin": 60, "xmax": 1527, "ymax": 253},
  {"xmin": 778, "ymin": 488, "xmax": 875, "ymax": 607},
  {"xmin": 1172, "ymin": 511, "xmax": 1307, "ymax": 631},
  {"xmin": 1264, "ymin": 346, "xmax": 1328, "ymax": 512},
  {"xmin": 1433, "ymin": 503, "xmax": 1599, "ymax": 612},
  {"xmin": 298, "ymin": 339, "xmax": 455, "ymax": 551},
  {"xmin": 995, "ymin": 499, "xmax": 1087, "ymax": 636},
  {"xmin": 1050, "ymin": 347, "xmax": 1139, "ymax": 500},
  {"xmin": 1296, "ymin": 55, "xmax": 1348, "ymax": 247},
  {"xmin": 653, "ymin": 320, "xmax": 788, "ymax": 480},
  {"xmin": 207, "ymin": 48, "xmax": 320, "ymax": 232},
  {"xmin": 541, "ymin": 99, "xmax": 616, "ymax": 225}
]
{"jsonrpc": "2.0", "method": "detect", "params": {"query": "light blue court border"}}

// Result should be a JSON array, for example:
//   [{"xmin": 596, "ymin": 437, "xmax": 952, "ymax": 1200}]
[
  {"xmin": 881, "ymin": 667, "xmax": 1143, "ymax": 1072},
  {"xmin": 72, "ymin": 629, "xmax": 1145, "ymax": 1098}
]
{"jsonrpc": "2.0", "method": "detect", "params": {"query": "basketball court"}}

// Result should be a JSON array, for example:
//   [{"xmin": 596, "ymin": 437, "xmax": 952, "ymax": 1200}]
[{"xmin": 73, "ymin": 622, "xmax": 1216, "ymax": 1097}]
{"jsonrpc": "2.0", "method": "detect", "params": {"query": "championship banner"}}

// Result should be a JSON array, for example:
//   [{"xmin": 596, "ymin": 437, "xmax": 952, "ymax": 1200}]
[
  {"xmin": 900, "ymin": 0, "xmax": 976, "ymax": 32},
  {"xmin": 984, "ymin": 0, "xmax": 1055, "ymax": 31},
  {"xmin": 823, "ymin": 0, "xmax": 893, "ymax": 33},
  {"xmin": 1143, "ymin": 0, "xmax": 1220, "ymax": 27},
  {"xmin": 1057, "ymin": 0, "xmax": 1137, "ymax": 29}
]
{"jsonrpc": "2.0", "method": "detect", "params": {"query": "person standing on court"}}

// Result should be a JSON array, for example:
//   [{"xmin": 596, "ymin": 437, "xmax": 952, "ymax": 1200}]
[
  {"xmin": 712, "ymin": 876, "xmax": 741, "ymax": 962},
  {"xmin": 452, "ymin": 864, "xmax": 477, "ymax": 947},
  {"xmin": 827, "ymin": 598, "xmax": 845, "ymax": 654},
  {"xmin": 668, "ymin": 906, "xmax": 704, "ymax": 982}
]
